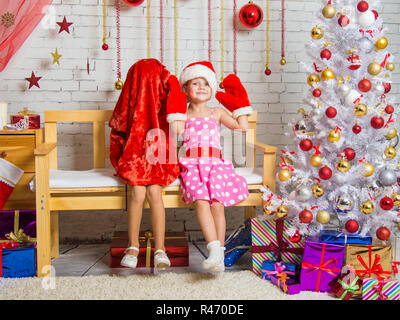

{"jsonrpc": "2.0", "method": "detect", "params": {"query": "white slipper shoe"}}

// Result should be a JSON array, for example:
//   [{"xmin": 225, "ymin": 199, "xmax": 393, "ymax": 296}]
[
  {"xmin": 120, "ymin": 246, "xmax": 139, "ymax": 269},
  {"xmin": 154, "ymin": 249, "xmax": 171, "ymax": 270}
]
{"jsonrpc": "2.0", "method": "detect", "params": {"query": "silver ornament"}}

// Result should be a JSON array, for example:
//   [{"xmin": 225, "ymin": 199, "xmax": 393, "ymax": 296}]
[
  {"xmin": 368, "ymin": 180, "xmax": 383, "ymax": 197},
  {"xmin": 339, "ymin": 84, "xmax": 351, "ymax": 96},
  {"xmin": 375, "ymin": 83, "xmax": 385, "ymax": 96},
  {"xmin": 359, "ymin": 37, "xmax": 374, "ymax": 53},
  {"xmin": 358, "ymin": 11, "xmax": 375, "ymax": 27},
  {"xmin": 378, "ymin": 168, "xmax": 397, "ymax": 186},
  {"xmin": 335, "ymin": 194, "xmax": 354, "ymax": 214},
  {"xmin": 295, "ymin": 186, "xmax": 313, "ymax": 202},
  {"xmin": 295, "ymin": 120, "xmax": 307, "ymax": 133}
]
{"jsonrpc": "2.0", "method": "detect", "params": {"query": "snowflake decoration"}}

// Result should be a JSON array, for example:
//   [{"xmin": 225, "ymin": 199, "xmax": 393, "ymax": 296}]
[{"xmin": 1, "ymin": 12, "xmax": 15, "ymax": 28}]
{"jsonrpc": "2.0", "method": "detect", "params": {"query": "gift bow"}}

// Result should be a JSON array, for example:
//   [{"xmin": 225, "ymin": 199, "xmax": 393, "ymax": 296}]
[
  {"xmin": 337, "ymin": 277, "xmax": 360, "ymax": 299},
  {"xmin": 17, "ymin": 107, "xmax": 36, "ymax": 116},
  {"xmin": 373, "ymin": 279, "xmax": 389, "ymax": 300},
  {"xmin": 5, "ymin": 229, "xmax": 35, "ymax": 244},
  {"xmin": 392, "ymin": 261, "xmax": 400, "ymax": 274},
  {"xmin": 278, "ymin": 156, "xmax": 295, "ymax": 172},
  {"xmin": 262, "ymin": 262, "xmax": 295, "ymax": 280},
  {"xmin": 276, "ymin": 272, "xmax": 288, "ymax": 293}
]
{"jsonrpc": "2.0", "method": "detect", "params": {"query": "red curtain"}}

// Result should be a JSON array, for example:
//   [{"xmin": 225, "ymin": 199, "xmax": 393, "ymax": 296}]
[{"xmin": 0, "ymin": 0, "xmax": 53, "ymax": 72}]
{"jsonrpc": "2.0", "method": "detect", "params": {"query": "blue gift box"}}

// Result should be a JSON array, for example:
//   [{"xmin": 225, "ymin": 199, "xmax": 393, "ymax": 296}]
[
  {"xmin": 261, "ymin": 260, "xmax": 297, "ymax": 280},
  {"xmin": 1, "ymin": 246, "xmax": 36, "ymax": 278},
  {"xmin": 224, "ymin": 219, "xmax": 251, "ymax": 267},
  {"xmin": 320, "ymin": 230, "xmax": 372, "ymax": 245}
]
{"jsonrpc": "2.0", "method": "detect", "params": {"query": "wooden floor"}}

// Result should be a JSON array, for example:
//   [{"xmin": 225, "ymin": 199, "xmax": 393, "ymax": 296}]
[{"xmin": 51, "ymin": 240, "xmax": 252, "ymax": 277}]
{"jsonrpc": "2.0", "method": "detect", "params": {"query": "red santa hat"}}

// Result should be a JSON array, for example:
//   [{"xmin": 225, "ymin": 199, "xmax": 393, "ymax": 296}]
[
  {"xmin": 0, "ymin": 158, "xmax": 24, "ymax": 210},
  {"xmin": 179, "ymin": 61, "xmax": 218, "ymax": 95}
]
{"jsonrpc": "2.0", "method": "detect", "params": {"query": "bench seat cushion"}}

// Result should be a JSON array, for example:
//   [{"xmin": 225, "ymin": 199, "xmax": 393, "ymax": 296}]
[{"xmin": 45, "ymin": 167, "xmax": 263, "ymax": 189}]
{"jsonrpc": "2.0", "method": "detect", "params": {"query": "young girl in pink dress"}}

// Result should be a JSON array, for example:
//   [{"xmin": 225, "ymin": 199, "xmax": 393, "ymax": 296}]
[{"xmin": 168, "ymin": 61, "xmax": 253, "ymax": 272}]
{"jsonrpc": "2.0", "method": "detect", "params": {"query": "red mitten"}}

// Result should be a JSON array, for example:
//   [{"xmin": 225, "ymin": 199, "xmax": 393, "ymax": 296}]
[
  {"xmin": 0, "ymin": 158, "xmax": 23, "ymax": 210},
  {"xmin": 216, "ymin": 74, "xmax": 253, "ymax": 118},
  {"xmin": 166, "ymin": 75, "xmax": 188, "ymax": 123}
]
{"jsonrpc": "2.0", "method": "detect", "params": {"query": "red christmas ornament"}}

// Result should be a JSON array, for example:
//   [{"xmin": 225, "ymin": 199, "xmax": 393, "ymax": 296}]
[
  {"xmin": 383, "ymin": 82, "xmax": 391, "ymax": 93},
  {"xmin": 299, "ymin": 139, "xmax": 313, "ymax": 151},
  {"xmin": 358, "ymin": 78, "xmax": 372, "ymax": 92},
  {"xmin": 320, "ymin": 49, "xmax": 331, "ymax": 60},
  {"xmin": 342, "ymin": 148, "xmax": 356, "ymax": 161},
  {"xmin": 372, "ymin": 9, "xmax": 378, "ymax": 20},
  {"xmin": 345, "ymin": 219, "xmax": 359, "ymax": 233},
  {"xmin": 56, "ymin": 16, "xmax": 73, "ymax": 34},
  {"xmin": 376, "ymin": 226, "xmax": 390, "ymax": 241},
  {"xmin": 357, "ymin": 1, "xmax": 369, "ymax": 12},
  {"xmin": 370, "ymin": 116, "xmax": 384, "ymax": 129},
  {"xmin": 325, "ymin": 106, "xmax": 337, "ymax": 118},
  {"xmin": 264, "ymin": 68, "xmax": 271, "ymax": 76},
  {"xmin": 239, "ymin": 2, "xmax": 263, "ymax": 29},
  {"xmin": 299, "ymin": 209, "xmax": 313, "ymax": 223},
  {"xmin": 352, "ymin": 124, "xmax": 362, "ymax": 134},
  {"xmin": 289, "ymin": 231, "xmax": 301, "ymax": 243},
  {"xmin": 347, "ymin": 53, "xmax": 362, "ymax": 70},
  {"xmin": 102, "ymin": 43, "xmax": 109, "ymax": 51},
  {"xmin": 319, "ymin": 166, "xmax": 332, "ymax": 180},
  {"xmin": 385, "ymin": 105, "xmax": 394, "ymax": 114},
  {"xmin": 338, "ymin": 14, "xmax": 350, "ymax": 27},
  {"xmin": 312, "ymin": 88, "xmax": 322, "ymax": 97},
  {"xmin": 380, "ymin": 196, "xmax": 394, "ymax": 210},
  {"xmin": 122, "ymin": 0, "xmax": 144, "ymax": 6}
]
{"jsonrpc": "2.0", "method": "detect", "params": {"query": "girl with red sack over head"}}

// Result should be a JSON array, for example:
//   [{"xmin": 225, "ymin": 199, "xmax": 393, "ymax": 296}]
[
  {"xmin": 169, "ymin": 61, "xmax": 253, "ymax": 272},
  {"xmin": 109, "ymin": 59, "xmax": 187, "ymax": 269}
]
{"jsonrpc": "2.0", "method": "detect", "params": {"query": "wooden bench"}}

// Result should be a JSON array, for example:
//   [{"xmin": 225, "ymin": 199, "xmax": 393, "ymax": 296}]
[{"xmin": 34, "ymin": 110, "xmax": 277, "ymax": 277}]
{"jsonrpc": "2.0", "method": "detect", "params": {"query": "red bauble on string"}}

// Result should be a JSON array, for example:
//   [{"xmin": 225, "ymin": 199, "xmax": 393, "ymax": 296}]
[
  {"xmin": 338, "ymin": 14, "xmax": 350, "ymax": 27},
  {"xmin": 376, "ymin": 227, "xmax": 390, "ymax": 241},
  {"xmin": 357, "ymin": 1, "xmax": 369, "ymax": 12},
  {"xmin": 102, "ymin": 43, "xmax": 109, "ymax": 51},
  {"xmin": 289, "ymin": 231, "xmax": 301, "ymax": 243},
  {"xmin": 239, "ymin": 2, "xmax": 264, "ymax": 29},
  {"xmin": 299, "ymin": 139, "xmax": 313, "ymax": 151},
  {"xmin": 312, "ymin": 88, "xmax": 321, "ymax": 97},
  {"xmin": 265, "ymin": 68, "xmax": 271, "ymax": 76},
  {"xmin": 385, "ymin": 105, "xmax": 394, "ymax": 114},
  {"xmin": 299, "ymin": 209, "xmax": 313, "ymax": 223},
  {"xmin": 358, "ymin": 78, "xmax": 372, "ymax": 92},
  {"xmin": 370, "ymin": 116, "xmax": 384, "ymax": 129},
  {"xmin": 342, "ymin": 148, "xmax": 356, "ymax": 161},
  {"xmin": 320, "ymin": 49, "xmax": 332, "ymax": 60},
  {"xmin": 383, "ymin": 82, "xmax": 391, "ymax": 93},
  {"xmin": 380, "ymin": 196, "xmax": 394, "ymax": 210},
  {"xmin": 345, "ymin": 219, "xmax": 359, "ymax": 233},
  {"xmin": 123, "ymin": 0, "xmax": 144, "ymax": 6},
  {"xmin": 352, "ymin": 124, "xmax": 362, "ymax": 134},
  {"xmin": 325, "ymin": 106, "xmax": 337, "ymax": 118},
  {"xmin": 319, "ymin": 166, "xmax": 332, "ymax": 180}
]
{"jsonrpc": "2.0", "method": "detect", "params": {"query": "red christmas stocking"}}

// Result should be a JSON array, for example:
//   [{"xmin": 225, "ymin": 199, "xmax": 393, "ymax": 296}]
[
  {"xmin": 0, "ymin": 158, "xmax": 23, "ymax": 209},
  {"xmin": 0, "ymin": 0, "xmax": 53, "ymax": 72}
]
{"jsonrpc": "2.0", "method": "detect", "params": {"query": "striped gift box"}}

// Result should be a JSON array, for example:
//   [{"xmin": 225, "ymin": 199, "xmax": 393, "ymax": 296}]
[
  {"xmin": 251, "ymin": 217, "xmax": 305, "ymax": 276},
  {"xmin": 362, "ymin": 278, "xmax": 400, "ymax": 300}
]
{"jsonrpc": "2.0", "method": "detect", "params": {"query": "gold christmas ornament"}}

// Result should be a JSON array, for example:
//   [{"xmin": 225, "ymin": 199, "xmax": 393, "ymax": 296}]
[
  {"xmin": 316, "ymin": 210, "xmax": 331, "ymax": 224},
  {"xmin": 310, "ymin": 155, "xmax": 323, "ymax": 167},
  {"xmin": 263, "ymin": 202, "xmax": 274, "ymax": 215},
  {"xmin": 311, "ymin": 26, "xmax": 324, "ymax": 40},
  {"xmin": 360, "ymin": 200, "xmax": 374, "ymax": 214},
  {"xmin": 392, "ymin": 193, "xmax": 400, "ymax": 206},
  {"xmin": 386, "ymin": 62, "xmax": 395, "ymax": 71},
  {"xmin": 337, "ymin": 159, "xmax": 351, "ymax": 173},
  {"xmin": 276, "ymin": 204, "xmax": 289, "ymax": 218},
  {"xmin": 114, "ymin": 79, "xmax": 124, "ymax": 90},
  {"xmin": 385, "ymin": 128, "xmax": 397, "ymax": 140},
  {"xmin": 327, "ymin": 130, "xmax": 341, "ymax": 142},
  {"xmin": 278, "ymin": 169, "xmax": 292, "ymax": 181},
  {"xmin": 354, "ymin": 103, "xmax": 368, "ymax": 117},
  {"xmin": 384, "ymin": 145, "xmax": 397, "ymax": 159},
  {"xmin": 307, "ymin": 73, "xmax": 320, "ymax": 86},
  {"xmin": 312, "ymin": 184, "xmax": 325, "ymax": 198},
  {"xmin": 375, "ymin": 37, "xmax": 388, "ymax": 50},
  {"xmin": 368, "ymin": 62, "xmax": 381, "ymax": 75},
  {"xmin": 321, "ymin": 68, "xmax": 335, "ymax": 81},
  {"xmin": 362, "ymin": 162, "xmax": 375, "ymax": 177},
  {"xmin": 322, "ymin": 4, "xmax": 336, "ymax": 19},
  {"xmin": 280, "ymin": 57, "xmax": 287, "ymax": 65}
]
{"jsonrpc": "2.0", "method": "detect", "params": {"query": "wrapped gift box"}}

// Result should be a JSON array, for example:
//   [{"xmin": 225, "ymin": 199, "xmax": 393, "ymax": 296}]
[
  {"xmin": 251, "ymin": 217, "xmax": 305, "ymax": 276},
  {"xmin": 110, "ymin": 231, "xmax": 189, "ymax": 268},
  {"xmin": 270, "ymin": 273, "xmax": 301, "ymax": 295},
  {"xmin": 300, "ymin": 240, "xmax": 345, "ymax": 292},
  {"xmin": 0, "ymin": 210, "xmax": 36, "ymax": 240},
  {"xmin": 0, "ymin": 243, "xmax": 36, "ymax": 278},
  {"xmin": 261, "ymin": 260, "xmax": 297, "ymax": 280},
  {"xmin": 330, "ymin": 265, "xmax": 361, "ymax": 300},
  {"xmin": 362, "ymin": 278, "xmax": 400, "ymax": 300},
  {"xmin": 10, "ymin": 108, "xmax": 40, "ymax": 129},
  {"xmin": 320, "ymin": 230, "xmax": 372, "ymax": 245},
  {"xmin": 224, "ymin": 219, "xmax": 251, "ymax": 267}
]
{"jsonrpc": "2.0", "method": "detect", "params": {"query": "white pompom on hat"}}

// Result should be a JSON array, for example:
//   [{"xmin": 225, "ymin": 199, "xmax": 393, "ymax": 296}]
[{"xmin": 179, "ymin": 61, "xmax": 218, "ymax": 95}]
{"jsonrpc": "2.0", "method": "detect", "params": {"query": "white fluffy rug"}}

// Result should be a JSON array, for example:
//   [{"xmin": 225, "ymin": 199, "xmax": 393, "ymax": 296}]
[{"xmin": 0, "ymin": 271, "xmax": 335, "ymax": 300}]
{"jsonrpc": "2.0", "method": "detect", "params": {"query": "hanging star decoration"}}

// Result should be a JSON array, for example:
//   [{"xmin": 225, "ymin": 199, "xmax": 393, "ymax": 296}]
[
  {"xmin": 51, "ymin": 48, "xmax": 62, "ymax": 65},
  {"xmin": 25, "ymin": 71, "xmax": 42, "ymax": 89},
  {"xmin": 57, "ymin": 16, "xmax": 73, "ymax": 34}
]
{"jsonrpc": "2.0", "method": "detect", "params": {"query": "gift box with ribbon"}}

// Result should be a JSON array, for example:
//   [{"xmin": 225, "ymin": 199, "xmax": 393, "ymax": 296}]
[
  {"xmin": 0, "ymin": 241, "xmax": 36, "ymax": 278},
  {"xmin": 361, "ymin": 278, "xmax": 400, "ymax": 300},
  {"xmin": 0, "ymin": 210, "xmax": 36, "ymax": 241},
  {"xmin": 270, "ymin": 272, "xmax": 301, "ymax": 295},
  {"xmin": 320, "ymin": 230, "xmax": 372, "ymax": 245},
  {"xmin": 224, "ymin": 219, "xmax": 251, "ymax": 267},
  {"xmin": 393, "ymin": 235, "xmax": 400, "ymax": 281},
  {"xmin": 300, "ymin": 240, "xmax": 345, "ymax": 292},
  {"xmin": 251, "ymin": 217, "xmax": 305, "ymax": 276},
  {"xmin": 261, "ymin": 260, "xmax": 297, "ymax": 281},
  {"xmin": 10, "ymin": 108, "xmax": 40, "ymax": 129},
  {"xmin": 329, "ymin": 265, "xmax": 361, "ymax": 300},
  {"xmin": 110, "ymin": 231, "xmax": 189, "ymax": 268}
]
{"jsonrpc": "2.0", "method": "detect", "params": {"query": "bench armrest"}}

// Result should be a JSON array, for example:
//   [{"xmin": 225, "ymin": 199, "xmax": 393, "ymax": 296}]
[
  {"xmin": 34, "ymin": 142, "xmax": 57, "ymax": 156},
  {"xmin": 248, "ymin": 141, "xmax": 278, "ymax": 154}
]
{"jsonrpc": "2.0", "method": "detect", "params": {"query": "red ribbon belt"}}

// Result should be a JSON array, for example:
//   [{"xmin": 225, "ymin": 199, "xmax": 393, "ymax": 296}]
[
  {"xmin": 355, "ymin": 245, "xmax": 392, "ymax": 279},
  {"xmin": 252, "ymin": 218, "xmax": 304, "ymax": 261},
  {"xmin": 185, "ymin": 147, "xmax": 221, "ymax": 158},
  {"xmin": 301, "ymin": 242, "xmax": 341, "ymax": 292}
]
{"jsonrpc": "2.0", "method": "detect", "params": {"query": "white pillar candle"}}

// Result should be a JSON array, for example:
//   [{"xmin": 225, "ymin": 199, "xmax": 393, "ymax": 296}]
[{"xmin": 0, "ymin": 102, "xmax": 7, "ymax": 129}]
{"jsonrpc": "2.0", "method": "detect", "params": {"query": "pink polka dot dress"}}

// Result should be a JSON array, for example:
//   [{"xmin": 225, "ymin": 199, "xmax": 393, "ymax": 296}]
[{"xmin": 179, "ymin": 108, "xmax": 249, "ymax": 206}]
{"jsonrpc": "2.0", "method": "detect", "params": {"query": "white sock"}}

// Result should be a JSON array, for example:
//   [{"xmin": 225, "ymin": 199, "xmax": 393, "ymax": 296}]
[{"xmin": 202, "ymin": 240, "xmax": 224, "ymax": 270}]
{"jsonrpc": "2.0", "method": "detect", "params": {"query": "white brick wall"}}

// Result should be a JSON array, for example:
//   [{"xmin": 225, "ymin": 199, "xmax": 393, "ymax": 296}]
[{"xmin": 1, "ymin": 0, "xmax": 399, "ymax": 241}]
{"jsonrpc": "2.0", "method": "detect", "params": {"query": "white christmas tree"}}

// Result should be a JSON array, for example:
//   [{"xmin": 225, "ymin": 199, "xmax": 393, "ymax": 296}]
[{"xmin": 261, "ymin": 0, "xmax": 399, "ymax": 241}]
